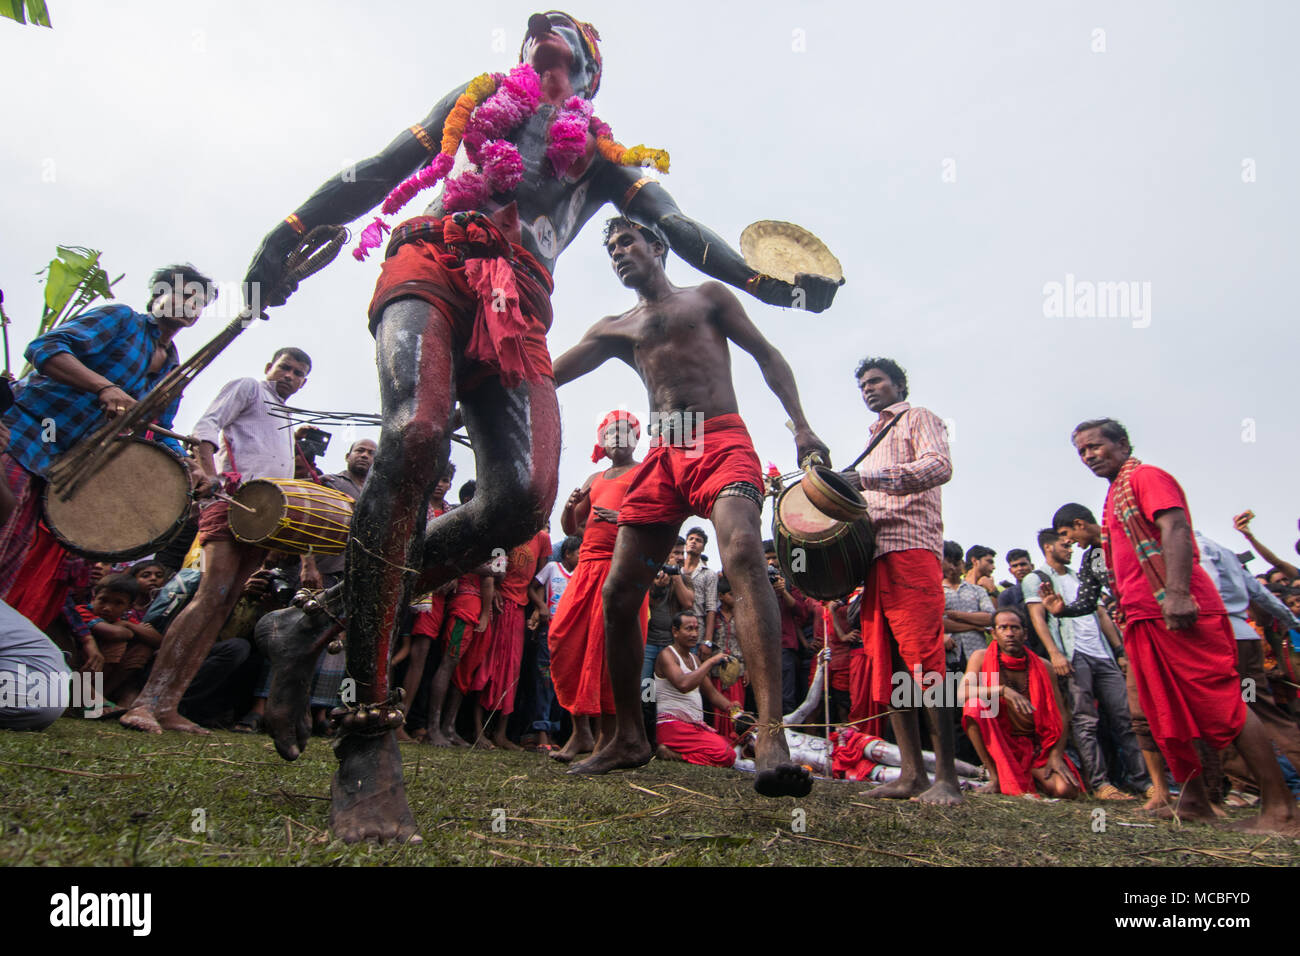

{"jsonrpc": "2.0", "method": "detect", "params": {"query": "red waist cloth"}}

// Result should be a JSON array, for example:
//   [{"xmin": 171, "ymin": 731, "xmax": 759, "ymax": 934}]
[
  {"xmin": 411, "ymin": 592, "xmax": 446, "ymax": 639},
  {"xmin": 548, "ymin": 555, "xmax": 647, "ymax": 716},
  {"xmin": 1124, "ymin": 614, "xmax": 1246, "ymax": 782},
  {"xmin": 831, "ymin": 729, "xmax": 879, "ymax": 781},
  {"xmin": 368, "ymin": 213, "xmax": 555, "ymax": 390},
  {"xmin": 447, "ymin": 572, "xmax": 483, "ymax": 625},
  {"xmin": 849, "ymin": 549, "xmax": 946, "ymax": 723},
  {"xmin": 711, "ymin": 677, "xmax": 746, "ymax": 739},
  {"xmin": 618, "ymin": 413, "xmax": 762, "ymax": 526},
  {"xmin": 655, "ymin": 717, "xmax": 736, "ymax": 767},
  {"xmin": 5, "ymin": 522, "xmax": 70, "ymax": 630}
]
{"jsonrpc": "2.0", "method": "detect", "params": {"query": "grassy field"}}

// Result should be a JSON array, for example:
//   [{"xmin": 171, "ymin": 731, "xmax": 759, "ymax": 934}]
[{"xmin": 1, "ymin": 718, "xmax": 1296, "ymax": 866}]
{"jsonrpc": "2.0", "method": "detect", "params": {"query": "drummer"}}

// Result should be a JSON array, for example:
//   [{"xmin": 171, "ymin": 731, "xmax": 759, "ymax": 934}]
[
  {"xmin": 846, "ymin": 357, "xmax": 960, "ymax": 804},
  {"xmin": 0, "ymin": 264, "xmax": 216, "ymax": 625},
  {"xmin": 122, "ymin": 347, "xmax": 312, "ymax": 735},
  {"xmin": 550, "ymin": 217, "xmax": 830, "ymax": 797}
]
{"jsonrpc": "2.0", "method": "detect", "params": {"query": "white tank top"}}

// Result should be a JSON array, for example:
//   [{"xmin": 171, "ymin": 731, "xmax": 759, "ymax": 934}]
[{"xmin": 655, "ymin": 646, "xmax": 704, "ymax": 725}]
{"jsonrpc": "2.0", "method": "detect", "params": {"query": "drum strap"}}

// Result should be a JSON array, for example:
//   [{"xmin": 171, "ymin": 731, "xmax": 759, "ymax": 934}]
[{"xmin": 846, "ymin": 408, "xmax": 909, "ymax": 473}]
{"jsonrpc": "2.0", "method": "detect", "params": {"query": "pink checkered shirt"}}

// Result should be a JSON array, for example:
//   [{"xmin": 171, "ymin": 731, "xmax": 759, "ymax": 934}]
[{"xmin": 855, "ymin": 402, "xmax": 951, "ymax": 558}]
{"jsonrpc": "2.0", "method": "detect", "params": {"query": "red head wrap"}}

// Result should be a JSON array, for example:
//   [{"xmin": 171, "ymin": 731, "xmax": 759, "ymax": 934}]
[{"xmin": 592, "ymin": 410, "xmax": 640, "ymax": 462}]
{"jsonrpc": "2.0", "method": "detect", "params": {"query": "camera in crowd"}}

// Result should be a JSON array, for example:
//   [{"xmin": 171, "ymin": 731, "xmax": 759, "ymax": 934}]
[
  {"xmin": 660, "ymin": 564, "xmax": 682, "ymax": 576},
  {"xmin": 295, "ymin": 426, "xmax": 331, "ymax": 459},
  {"xmin": 264, "ymin": 569, "xmax": 298, "ymax": 605},
  {"xmin": 767, "ymin": 564, "xmax": 781, "ymax": 583}
]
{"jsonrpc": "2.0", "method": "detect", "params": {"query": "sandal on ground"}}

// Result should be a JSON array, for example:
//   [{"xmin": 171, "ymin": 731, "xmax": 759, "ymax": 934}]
[
  {"xmin": 1094, "ymin": 783, "xmax": 1134, "ymax": 800},
  {"xmin": 232, "ymin": 712, "xmax": 264, "ymax": 734}
]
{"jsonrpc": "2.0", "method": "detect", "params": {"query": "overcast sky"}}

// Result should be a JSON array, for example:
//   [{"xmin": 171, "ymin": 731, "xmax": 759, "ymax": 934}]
[{"xmin": 2, "ymin": 0, "xmax": 1296, "ymax": 577}]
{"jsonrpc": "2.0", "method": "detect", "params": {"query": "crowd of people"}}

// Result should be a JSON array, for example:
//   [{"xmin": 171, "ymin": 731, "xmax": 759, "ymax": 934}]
[{"xmin": 1, "ymin": 242, "xmax": 1298, "ymax": 839}]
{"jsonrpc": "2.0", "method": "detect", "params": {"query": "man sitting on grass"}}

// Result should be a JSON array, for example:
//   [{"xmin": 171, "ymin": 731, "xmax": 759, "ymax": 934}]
[
  {"xmin": 960, "ymin": 607, "xmax": 1082, "ymax": 798},
  {"xmin": 653, "ymin": 611, "xmax": 741, "ymax": 767}
]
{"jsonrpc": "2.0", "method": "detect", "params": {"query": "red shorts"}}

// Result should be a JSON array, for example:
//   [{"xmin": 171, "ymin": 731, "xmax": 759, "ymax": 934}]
[
  {"xmin": 618, "ymin": 413, "xmax": 762, "ymax": 526},
  {"xmin": 367, "ymin": 215, "xmax": 555, "ymax": 391},
  {"xmin": 850, "ymin": 549, "xmax": 946, "ymax": 722}
]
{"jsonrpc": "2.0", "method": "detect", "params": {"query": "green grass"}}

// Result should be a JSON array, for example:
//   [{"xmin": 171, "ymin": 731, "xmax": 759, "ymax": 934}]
[{"xmin": 1, "ymin": 718, "xmax": 1296, "ymax": 866}]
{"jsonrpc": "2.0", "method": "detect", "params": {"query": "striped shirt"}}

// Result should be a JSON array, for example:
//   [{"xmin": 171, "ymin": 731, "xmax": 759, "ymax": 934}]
[{"xmin": 855, "ymin": 402, "xmax": 951, "ymax": 558}]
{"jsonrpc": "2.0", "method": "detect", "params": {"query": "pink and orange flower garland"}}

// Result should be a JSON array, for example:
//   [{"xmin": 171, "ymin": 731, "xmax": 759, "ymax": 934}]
[{"xmin": 354, "ymin": 63, "xmax": 670, "ymax": 260}]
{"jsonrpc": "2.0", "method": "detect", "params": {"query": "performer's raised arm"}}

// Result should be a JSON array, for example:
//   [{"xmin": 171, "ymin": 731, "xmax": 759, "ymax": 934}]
[
  {"xmin": 551, "ymin": 321, "xmax": 624, "ymax": 388},
  {"xmin": 243, "ymin": 83, "xmax": 470, "ymax": 306},
  {"xmin": 600, "ymin": 166, "xmax": 842, "ymax": 314}
]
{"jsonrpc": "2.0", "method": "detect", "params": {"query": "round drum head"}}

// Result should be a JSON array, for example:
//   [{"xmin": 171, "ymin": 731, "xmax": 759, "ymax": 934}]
[
  {"xmin": 44, "ymin": 439, "xmax": 191, "ymax": 560},
  {"xmin": 228, "ymin": 480, "xmax": 288, "ymax": 544},
  {"xmin": 776, "ymin": 483, "xmax": 842, "ymax": 541}
]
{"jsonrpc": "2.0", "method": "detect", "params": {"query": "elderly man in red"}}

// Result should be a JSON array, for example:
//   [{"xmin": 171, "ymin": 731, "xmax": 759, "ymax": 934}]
[
  {"xmin": 848, "ymin": 357, "xmax": 960, "ymax": 804},
  {"xmin": 961, "ymin": 607, "xmax": 1082, "ymax": 798},
  {"xmin": 1074, "ymin": 418, "xmax": 1297, "ymax": 834}
]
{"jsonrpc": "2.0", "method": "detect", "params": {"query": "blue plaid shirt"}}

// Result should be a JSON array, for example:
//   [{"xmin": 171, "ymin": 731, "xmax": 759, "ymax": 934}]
[{"xmin": 4, "ymin": 305, "xmax": 183, "ymax": 477}]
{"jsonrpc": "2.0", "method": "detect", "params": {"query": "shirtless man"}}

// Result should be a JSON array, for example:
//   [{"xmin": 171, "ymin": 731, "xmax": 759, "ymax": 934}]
[
  {"xmin": 960, "ymin": 608, "xmax": 1082, "ymax": 798},
  {"xmin": 244, "ymin": 11, "xmax": 839, "ymax": 843},
  {"xmin": 551, "ymin": 218, "xmax": 831, "ymax": 796}
]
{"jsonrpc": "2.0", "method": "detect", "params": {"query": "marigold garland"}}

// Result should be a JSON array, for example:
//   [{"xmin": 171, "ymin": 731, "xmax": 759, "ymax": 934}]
[{"xmin": 353, "ymin": 63, "xmax": 670, "ymax": 261}]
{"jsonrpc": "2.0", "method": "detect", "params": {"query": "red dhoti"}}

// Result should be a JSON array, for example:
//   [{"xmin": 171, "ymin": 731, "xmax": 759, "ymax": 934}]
[
  {"xmin": 1124, "ymin": 614, "xmax": 1246, "ymax": 783},
  {"xmin": 656, "ymin": 717, "xmax": 737, "ymax": 767},
  {"xmin": 850, "ymin": 549, "xmax": 946, "ymax": 723},
  {"xmin": 477, "ymin": 601, "xmax": 526, "ymax": 716},
  {"xmin": 711, "ymin": 678, "xmax": 746, "ymax": 738},
  {"xmin": 548, "ymin": 556, "xmax": 647, "ymax": 716}
]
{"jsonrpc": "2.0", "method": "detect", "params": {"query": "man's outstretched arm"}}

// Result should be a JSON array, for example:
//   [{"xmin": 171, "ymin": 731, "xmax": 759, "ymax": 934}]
[
  {"xmin": 602, "ymin": 167, "xmax": 842, "ymax": 314},
  {"xmin": 707, "ymin": 283, "xmax": 830, "ymax": 466},
  {"xmin": 551, "ymin": 320, "xmax": 623, "ymax": 388},
  {"xmin": 244, "ymin": 81, "xmax": 471, "ymax": 305}
]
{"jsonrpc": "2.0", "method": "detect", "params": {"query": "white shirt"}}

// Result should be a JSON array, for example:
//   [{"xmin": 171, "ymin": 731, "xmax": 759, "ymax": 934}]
[{"xmin": 192, "ymin": 378, "xmax": 293, "ymax": 483}]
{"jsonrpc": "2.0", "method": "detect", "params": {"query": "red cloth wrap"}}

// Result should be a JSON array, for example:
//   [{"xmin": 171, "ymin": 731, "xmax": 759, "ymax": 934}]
[
  {"xmin": 411, "ymin": 592, "xmax": 446, "ymax": 639},
  {"xmin": 617, "ymin": 413, "xmax": 762, "ymax": 526},
  {"xmin": 549, "ymin": 470, "xmax": 646, "ymax": 715},
  {"xmin": 831, "ymin": 728, "xmax": 879, "ymax": 781},
  {"xmin": 1124, "ymin": 614, "xmax": 1246, "ymax": 782},
  {"xmin": 961, "ymin": 645, "xmax": 1082, "ymax": 795},
  {"xmin": 367, "ymin": 214, "xmax": 555, "ymax": 390},
  {"xmin": 476, "ymin": 600, "xmax": 526, "ymax": 715},
  {"xmin": 655, "ymin": 717, "xmax": 737, "ymax": 767},
  {"xmin": 591, "ymin": 410, "xmax": 640, "ymax": 463},
  {"xmin": 6, "ymin": 522, "xmax": 71, "ymax": 629},
  {"xmin": 849, "ymin": 550, "xmax": 946, "ymax": 724},
  {"xmin": 447, "ymin": 573, "xmax": 483, "ymax": 626}
]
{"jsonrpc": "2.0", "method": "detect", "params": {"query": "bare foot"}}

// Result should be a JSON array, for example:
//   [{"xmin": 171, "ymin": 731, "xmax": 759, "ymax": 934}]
[
  {"xmin": 568, "ymin": 737, "xmax": 653, "ymax": 776},
  {"xmin": 255, "ymin": 602, "xmax": 332, "ymax": 761},
  {"xmin": 1145, "ymin": 801, "xmax": 1216, "ymax": 823},
  {"xmin": 1142, "ymin": 790, "xmax": 1172, "ymax": 811},
  {"xmin": 329, "ymin": 733, "xmax": 422, "ymax": 845},
  {"xmin": 916, "ymin": 779, "xmax": 963, "ymax": 805},
  {"xmin": 655, "ymin": 743, "xmax": 684, "ymax": 762},
  {"xmin": 471, "ymin": 737, "xmax": 496, "ymax": 751},
  {"xmin": 120, "ymin": 706, "xmax": 163, "ymax": 734},
  {"xmin": 491, "ymin": 733, "xmax": 523, "ymax": 752},
  {"xmin": 865, "ymin": 775, "xmax": 930, "ymax": 799},
  {"xmin": 424, "ymin": 728, "xmax": 453, "ymax": 747},
  {"xmin": 1227, "ymin": 813, "xmax": 1300, "ymax": 837},
  {"xmin": 442, "ymin": 726, "xmax": 469, "ymax": 747},
  {"xmin": 976, "ymin": 779, "xmax": 1000, "ymax": 794},
  {"xmin": 550, "ymin": 729, "xmax": 595, "ymax": 764},
  {"xmin": 395, "ymin": 727, "xmax": 414, "ymax": 742},
  {"xmin": 751, "ymin": 721, "xmax": 812, "ymax": 798}
]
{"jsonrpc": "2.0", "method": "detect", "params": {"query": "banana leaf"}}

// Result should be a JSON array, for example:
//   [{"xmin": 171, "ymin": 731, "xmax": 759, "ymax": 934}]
[{"xmin": 0, "ymin": 1, "xmax": 52, "ymax": 27}]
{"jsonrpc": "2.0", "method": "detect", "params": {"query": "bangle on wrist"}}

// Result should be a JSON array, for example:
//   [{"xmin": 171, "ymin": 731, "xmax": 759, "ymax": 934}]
[{"xmin": 95, "ymin": 384, "xmax": 117, "ymax": 397}]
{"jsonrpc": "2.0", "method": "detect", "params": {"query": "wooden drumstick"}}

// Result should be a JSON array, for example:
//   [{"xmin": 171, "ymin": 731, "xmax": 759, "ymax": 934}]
[
  {"xmin": 214, "ymin": 492, "xmax": 258, "ymax": 514},
  {"xmin": 139, "ymin": 423, "xmax": 201, "ymax": 447}
]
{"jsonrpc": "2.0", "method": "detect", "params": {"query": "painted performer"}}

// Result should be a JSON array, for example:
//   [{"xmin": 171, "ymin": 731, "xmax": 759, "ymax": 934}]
[
  {"xmin": 1073, "ymin": 418, "xmax": 1298, "ymax": 833},
  {"xmin": 548, "ymin": 410, "xmax": 645, "ymax": 762},
  {"xmin": 245, "ymin": 10, "xmax": 840, "ymax": 842},
  {"xmin": 551, "ymin": 218, "xmax": 832, "ymax": 795},
  {"xmin": 960, "ymin": 607, "xmax": 1083, "ymax": 798}
]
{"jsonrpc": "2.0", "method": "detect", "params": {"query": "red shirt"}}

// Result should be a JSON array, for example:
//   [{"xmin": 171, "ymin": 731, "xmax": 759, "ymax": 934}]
[
  {"xmin": 498, "ymin": 530, "xmax": 551, "ymax": 606},
  {"xmin": 779, "ymin": 586, "xmax": 817, "ymax": 650},
  {"xmin": 1102, "ymin": 463, "xmax": 1225, "ymax": 624}
]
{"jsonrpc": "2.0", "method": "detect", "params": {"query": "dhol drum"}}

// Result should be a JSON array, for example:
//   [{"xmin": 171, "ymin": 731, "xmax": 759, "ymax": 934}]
[
  {"xmin": 227, "ymin": 478, "xmax": 353, "ymax": 555},
  {"xmin": 772, "ymin": 480, "xmax": 874, "ymax": 601},
  {"xmin": 44, "ymin": 437, "xmax": 194, "ymax": 561}
]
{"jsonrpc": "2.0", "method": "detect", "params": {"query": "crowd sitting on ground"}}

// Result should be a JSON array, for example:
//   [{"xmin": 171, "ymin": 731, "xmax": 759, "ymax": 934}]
[{"xmin": 1, "ymin": 260, "xmax": 1299, "ymax": 836}]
